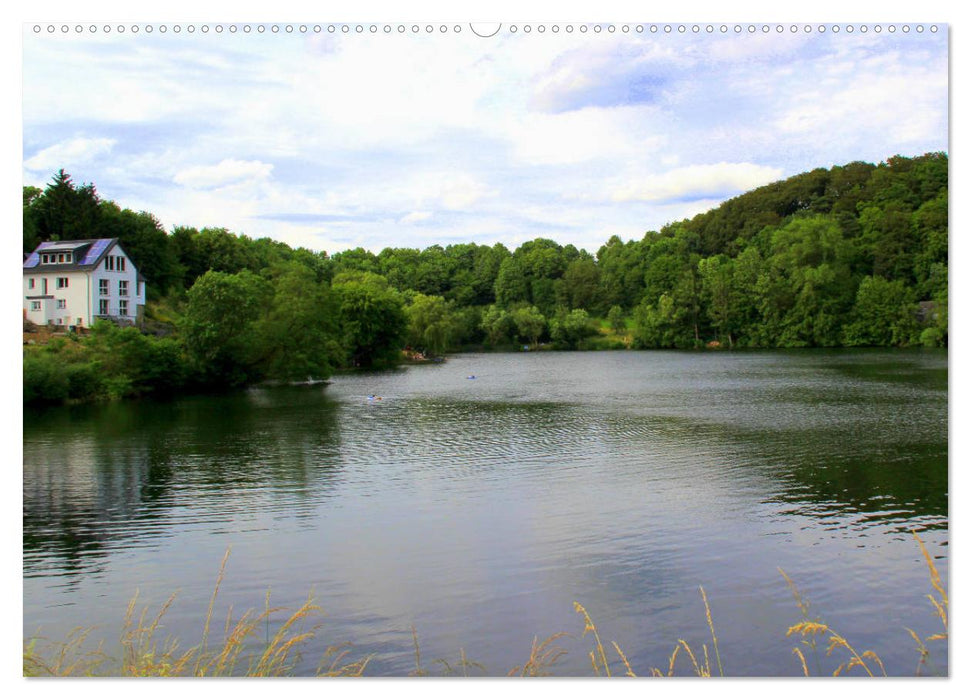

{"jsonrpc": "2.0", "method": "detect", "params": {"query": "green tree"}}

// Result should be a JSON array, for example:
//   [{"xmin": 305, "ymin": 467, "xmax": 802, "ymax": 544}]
[
  {"xmin": 596, "ymin": 235, "xmax": 645, "ymax": 310},
  {"xmin": 405, "ymin": 293, "xmax": 456, "ymax": 356},
  {"xmin": 480, "ymin": 305, "xmax": 514, "ymax": 347},
  {"xmin": 549, "ymin": 308, "xmax": 596, "ymax": 349},
  {"xmin": 607, "ymin": 305, "xmax": 626, "ymax": 336},
  {"xmin": 511, "ymin": 305, "xmax": 546, "ymax": 347},
  {"xmin": 332, "ymin": 247, "xmax": 380, "ymax": 275},
  {"xmin": 763, "ymin": 216, "xmax": 856, "ymax": 346},
  {"xmin": 698, "ymin": 255, "xmax": 737, "ymax": 346},
  {"xmin": 254, "ymin": 264, "xmax": 342, "ymax": 381},
  {"xmin": 23, "ymin": 351, "xmax": 70, "ymax": 404},
  {"xmin": 494, "ymin": 258, "xmax": 529, "ymax": 308},
  {"xmin": 858, "ymin": 203, "xmax": 918, "ymax": 281},
  {"xmin": 86, "ymin": 321, "xmax": 188, "ymax": 397},
  {"xmin": 843, "ymin": 276, "xmax": 918, "ymax": 346},
  {"xmin": 193, "ymin": 227, "xmax": 255, "ymax": 275},
  {"xmin": 561, "ymin": 256, "xmax": 601, "ymax": 312},
  {"xmin": 642, "ymin": 235, "xmax": 691, "ymax": 306},
  {"xmin": 911, "ymin": 191, "xmax": 948, "ymax": 300},
  {"xmin": 30, "ymin": 170, "xmax": 102, "ymax": 244},
  {"xmin": 23, "ymin": 186, "xmax": 43, "ymax": 253},
  {"xmin": 333, "ymin": 275, "xmax": 407, "ymax": 368},
  {"xmin": 181, "ymin": 270, "xmax": 271, "ymax": 386}
]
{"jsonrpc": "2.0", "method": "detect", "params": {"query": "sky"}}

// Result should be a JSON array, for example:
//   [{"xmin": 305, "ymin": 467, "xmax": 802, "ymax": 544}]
[{"xmin": 21, "ymin": 21, "xmax": 948, "ymax": 257}]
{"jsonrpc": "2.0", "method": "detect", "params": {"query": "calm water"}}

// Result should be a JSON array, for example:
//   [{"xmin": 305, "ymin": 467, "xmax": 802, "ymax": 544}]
[{"xmin": 23, "ymin": 350, "xmax": 948, "ymax": 676}]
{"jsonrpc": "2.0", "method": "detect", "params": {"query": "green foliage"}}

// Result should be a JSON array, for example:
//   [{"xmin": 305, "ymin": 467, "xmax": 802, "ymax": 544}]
[
  {"xmin": 23, "ymin": 351, "xmax": 71, "ymax": 404},
  {"xmin": 843, "ymin": 276, "xmax": 918, "ymax": 346},
  {"xmin": 698, "ymin": 255, "xmax": 736, "ymax": 346},
  {"xmin": 550, "ymin": 308, "xmax": 596, "ymax": 349},
  {"xmin": 85, "ymin": 322, "xmax": 176, "ymax": 396},
  {"xmin": 24, "ymin": 170, "xmax": 101, "ymax": 249},
  {"xmin": 333, "ymin": 275, "xmax": 407, "ymax": 368},
  {"xmin": 181, "ymin": 270, "xmax": 272, "ymax": 387},
  {"xmin": 511, "ymin": 305, "xmax": 547, "ymax": 347},
  {"xmin": 561, "ymin": 256, "xmax": 601, "ymax": 312},
  {"xmin": 494, "ymin": 258, "xmax": 529, "ymax": 308},
  {"xmin": 405, "ymin": 293, "xmax": 458, "ymax": 357},
  {"xmin": 23, "ymin": 321, "xmax": 194, "ymax": 405},
  {"xmin": 23, "ymin": 152, "xmax": 948, "ymax": 407},
  {"xmin": 606, "ymin": 305, "xmax": 626, "ymax": 336},
  {"xmin": 632, "ymin": 294, "xmax": 696, "ymax": 349},
  {"xmin": 920, "ymin": 327, "xmax": 945, "ymax": 348},
  {"xmin": 254, "ymin": 264, "xmax": 342, "ymax": 382},
  {"xmin": 480, "ymin": 305, "xmax": 515, "ymax": 347}
]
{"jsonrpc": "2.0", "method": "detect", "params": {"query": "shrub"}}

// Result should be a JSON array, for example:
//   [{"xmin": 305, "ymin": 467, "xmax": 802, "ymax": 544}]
[{"xmin": 23, "ymin": 352, "xmax": 69, "ymax": 404}]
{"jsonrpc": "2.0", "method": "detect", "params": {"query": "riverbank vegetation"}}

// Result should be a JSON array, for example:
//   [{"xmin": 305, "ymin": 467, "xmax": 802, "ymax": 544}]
[
  {"xmin": 22, "ymin": 533, "xmax": 947, "ymax": 677},
  {"xmin": 23, "ymin": 153, "xmax": 947, "ymax": 404}
]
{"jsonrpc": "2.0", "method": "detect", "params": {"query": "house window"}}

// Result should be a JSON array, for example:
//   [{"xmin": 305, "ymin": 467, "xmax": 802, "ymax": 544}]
[
  {"xmin": 28, "ymin": 278, "xmax": 35, "ymax": 289},
  {"xmin": 41, "ymin": 253, "xmax": 51, "ymax": 264},
  {"xmin": 99, "ymin": 279, "xmax": 109, "ymax": 295},
  {"xmin": 30, "ymin": 301, "xmax": 41, "ymax": 311},
  {"xmin": 118, "ymin": 257, "xmax": 126, "ymax": 271},
  {"xmin": 57, "ymin": 253, "xmax": 65, "ymax": 263},
  {"xmin": 99, "ymin": 299, "xmax": 109, "ymax": 315},
  {"xmin": 119, "ymin": 300, "xmax": 129, "ymax": 316},
  {"xmin": 56, "ymin": 277, "xmax": 69, "ymax": 289},
  {"xmin": 119, "ymin": 280, "xmax": 129, "ymax": 297},
  {"xmin": 56, "ymin": 318, "xmax": 63, "ymax": 325},
  {"xmin": 57, "ymin": 299, "xmax": 66, "ymax": 309},
  {"xmin": 105, "ymin": 256, "xmax": 114, "ymax": 271}
]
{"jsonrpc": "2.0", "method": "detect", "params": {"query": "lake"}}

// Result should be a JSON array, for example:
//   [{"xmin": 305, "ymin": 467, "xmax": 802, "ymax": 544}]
[{"xmin": 23, "ymin": 349, "xmax": 948, "ymax": 677}]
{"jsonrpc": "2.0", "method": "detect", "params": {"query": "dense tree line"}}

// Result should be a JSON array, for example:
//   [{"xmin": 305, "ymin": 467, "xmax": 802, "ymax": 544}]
[{"xmin": 23, "ymin": 154, "xmax": 947, "ymax": 404}]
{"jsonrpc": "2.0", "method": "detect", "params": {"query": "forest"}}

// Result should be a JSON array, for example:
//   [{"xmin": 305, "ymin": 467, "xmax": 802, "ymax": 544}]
[{"xmin": 23, "ymin": 153, "xmax": 948, "ymax": 404}]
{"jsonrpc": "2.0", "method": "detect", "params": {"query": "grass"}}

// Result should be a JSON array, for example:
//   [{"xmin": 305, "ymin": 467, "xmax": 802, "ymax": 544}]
[
  {"xmin": 23, "ymin": 532, "xmax": 947, "ymax": 678},
  {"xmin": 24, "ymin": 548, "xmax": 371, "ymax": 678}
]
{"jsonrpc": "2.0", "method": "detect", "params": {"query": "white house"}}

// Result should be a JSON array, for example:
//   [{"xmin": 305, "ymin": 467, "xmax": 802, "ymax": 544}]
[{"xmin": 23, "ymin": 239, "xmax": 147, "ymax": 328}]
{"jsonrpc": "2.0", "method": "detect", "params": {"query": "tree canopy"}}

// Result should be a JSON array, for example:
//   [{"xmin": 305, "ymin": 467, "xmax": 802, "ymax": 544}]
[{"xmin": 23, "ymin": 153, "xmax": 948, "ymax": 404}]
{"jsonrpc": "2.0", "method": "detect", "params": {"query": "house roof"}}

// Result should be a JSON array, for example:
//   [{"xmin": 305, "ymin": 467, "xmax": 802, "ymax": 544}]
[{"xmin": 23, "ymin": 238, "xmax": 122, "ymax": 274}]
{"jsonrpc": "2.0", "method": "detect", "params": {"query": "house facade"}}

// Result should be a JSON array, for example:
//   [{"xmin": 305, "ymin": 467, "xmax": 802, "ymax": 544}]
[{"xmin": 23, "ymin": 239, "xmax": 147, "ymax": 328}]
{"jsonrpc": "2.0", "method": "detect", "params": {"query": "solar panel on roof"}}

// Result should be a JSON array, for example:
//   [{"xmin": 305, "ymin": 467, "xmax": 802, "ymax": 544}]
[
  {"xmin": 80, "ymin": 239, "xmax": 111, "ymax": 265},
  {"xmin": 24, "ymin": 252, "xmax": 40, "ymax": 268}
]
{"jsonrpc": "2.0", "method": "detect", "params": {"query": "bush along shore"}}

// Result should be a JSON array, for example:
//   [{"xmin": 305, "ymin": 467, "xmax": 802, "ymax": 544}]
[
  {"xmin": 24, "ymin": 153, "xmax": 947, "ymax": 406},
  {"xmin": 23, "ymin": 533, "xmax": 947, "ymax": 678}
]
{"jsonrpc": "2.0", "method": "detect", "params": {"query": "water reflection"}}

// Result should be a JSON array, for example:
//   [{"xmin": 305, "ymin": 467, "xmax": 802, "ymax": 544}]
[
  {"xmin": 23, "ymin": 387, "xmax": 342, "ymax": 581},
  {"xmin": 23, "ymin": 350, "xmax": 948, "ymax": 676}
]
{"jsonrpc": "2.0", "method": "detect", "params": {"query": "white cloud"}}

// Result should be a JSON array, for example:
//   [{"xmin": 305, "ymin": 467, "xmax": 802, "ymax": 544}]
[
  {"xmin": 19, "ymin": 27, "xmax": 948, "ymax": 255},
  {"xmin": 529, "ymin": 40, "xmax": 679, "ymax": 114},
  {"xmin": 438, "ymin": 174, "xmax": 496, "ymax": 210},
  {"xmin": 173, "ymin": 159, "xmax": 274, "ymax": 190},
  {"xmin": 400, "ymin": 211, "xmax": 432, "ymax": 224},
  {"xmin": 611, "ymin": 162, "xmax": 785, "ymax": 203},
  {"xmin": 774, "ymin": 66, "xmax": 946, "ymax": 145},
  {"xmin": 24, "ymin": 137, "xmax": 116, "ymax": 173}
]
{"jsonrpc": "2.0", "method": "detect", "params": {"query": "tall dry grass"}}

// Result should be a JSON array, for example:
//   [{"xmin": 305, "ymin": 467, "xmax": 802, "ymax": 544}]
[
  {"xmin": 24, "ymin": 532, "xmax": 947, "ymax": 678},
  {"xmin": 780, "ymin": 531, "xmax": 946, "ymax": 677},
  {"xmin": 23, "ymin": 547, "xmax": 370, "ymax": 678}
]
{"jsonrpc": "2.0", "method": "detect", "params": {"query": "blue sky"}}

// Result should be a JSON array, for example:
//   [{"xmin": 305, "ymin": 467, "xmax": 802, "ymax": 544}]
[{"xmin": 21, "ymin": 22, "xmax": 948, "ymax": 256}]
